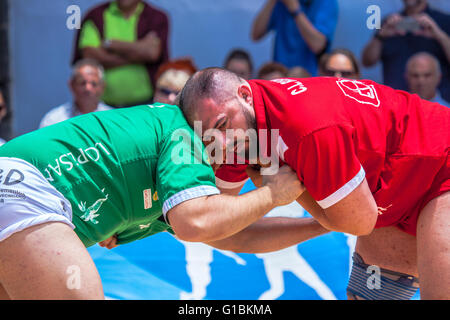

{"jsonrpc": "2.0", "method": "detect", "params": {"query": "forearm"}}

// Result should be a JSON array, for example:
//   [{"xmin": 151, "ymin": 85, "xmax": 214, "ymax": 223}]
[
  {"xmin": 207, "ymin": 217, "xmax": 329, "ymax": 253},
  {"xmin": 293, "ymin": 13, "xmax": 327, "ymax": 54},
  {"xmin": 82, "ymin": 47, "xmax": 128, "ymax": 69},
  {"xmin": 362, "ymin": 37, "xmax": 383, "ymax": 67},
  {"xmin": 436, "ymin": 30, "xmax": 450, "ymax": 64},
  {"xmin": 107, "ymin": 39, "xmax": 160, "ymax": 63},
  {"xmin": 169, "ymin": 186, "xmax": 278, "ymax": 242},
  {"xmin": 251, "ymin": 0, "xmax": 277, "ymax": 40}
]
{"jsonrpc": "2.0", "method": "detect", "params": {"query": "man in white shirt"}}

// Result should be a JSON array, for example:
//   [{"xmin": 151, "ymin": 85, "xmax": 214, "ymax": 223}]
[
  {"xmin": 39, "ymin": 59, "xmax": 112, "ymax": 128},
  {"xmin": 405, "ymin": 52, "xmax": 450, "ymax": 108}
]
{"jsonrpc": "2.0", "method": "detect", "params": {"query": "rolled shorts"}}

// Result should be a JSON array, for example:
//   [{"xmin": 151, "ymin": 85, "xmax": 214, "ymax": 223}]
[{"xmin": 0, "ymin": 157, "xmax": 75, "ymax": 242}]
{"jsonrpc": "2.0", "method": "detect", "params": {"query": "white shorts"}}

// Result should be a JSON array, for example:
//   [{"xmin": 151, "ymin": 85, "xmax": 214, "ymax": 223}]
[{"xmin": 0, "ymin": 157, "xmax": 75, "ymax": 242}]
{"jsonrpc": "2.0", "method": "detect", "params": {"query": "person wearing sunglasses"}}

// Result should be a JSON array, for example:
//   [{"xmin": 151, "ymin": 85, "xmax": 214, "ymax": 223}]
[
  {"xmin": 153, "ymin": 58, "xmax": 197, "ymax": 105},
  {"xmin": 318, "ymin": 48, "xmax": 361, "ymax": 79}
]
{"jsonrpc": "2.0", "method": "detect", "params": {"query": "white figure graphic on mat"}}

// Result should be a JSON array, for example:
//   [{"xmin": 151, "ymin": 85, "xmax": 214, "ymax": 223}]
[
  {"xmin": 180, "ymin": 241, "xmax": 246, "ymax": 300},
  {"xmin": 257, "ymin": 201, "xmax": 337, "ymax": 300}
]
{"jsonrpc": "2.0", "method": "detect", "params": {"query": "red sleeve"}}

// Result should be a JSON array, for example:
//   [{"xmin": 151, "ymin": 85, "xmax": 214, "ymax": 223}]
[
  {"xmin": 215, "ymin": 164, "xmax": 249, "ymax": 189},
  {"xmin": 297, "ymin": 125, "xmax": 365, "ymax": 208}
]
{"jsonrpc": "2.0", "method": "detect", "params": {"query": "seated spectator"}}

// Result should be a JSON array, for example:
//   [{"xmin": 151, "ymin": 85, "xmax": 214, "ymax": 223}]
[
  {"xmin": 287, "ymin": 66, "xmax": 311, "ymax": 78},
  {"xmin": 257, "ymin": 62, "xmax": 288, "ymax": 80},
  {"xmin": 72, "ymin": 0, "xmax": 169, "ymax": 107},
  {"xmin": 223, "ymin": 48, "xmax": 254, "ymax": 80},
  {"xmin": 39, "ymin": 59, "xmax": 112, "ymax": 128},
  {"xmin": 362, "ymin": 0, "xmax": 450, "ymax": 101},
  {"xmin": 319, "ymin": 48, "xmax": 361, "ymax": 79},
  {"xmin": 153, "ymin": 58, "xmax": 197, "ymax": 105},
  {"xmin": 0, "ymin": 89, "xmax": 7, "ymax": 145},
  {"xmin": 405, "ymin": 52, "xmax": 450, "ymax": 107},
  {"xmin": 251, "ymin": 0, "xmax": 339, "ymax": 76}
]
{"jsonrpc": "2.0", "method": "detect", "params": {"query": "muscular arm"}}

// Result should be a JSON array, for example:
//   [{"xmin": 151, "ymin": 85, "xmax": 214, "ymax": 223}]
[
  {"xmin": 167, "ymin": 166, "xmax": 304, "ymax": 243},
  {"xmin": 297, "ymin": 178, "xmax": 378, "ymax": 236},
  {"xmin": 206, "ymin": 166, "xmax": 328, "ymax": 253},
  {"xmin": 206, "ymin": 217, "xmax": 328, "ymax": 253}
]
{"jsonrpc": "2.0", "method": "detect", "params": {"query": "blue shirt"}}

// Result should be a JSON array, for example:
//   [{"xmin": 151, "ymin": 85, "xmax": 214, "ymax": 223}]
[
  {"xmin": 431, "ymin": 91, "xmax": 450, "ymax": 108},
  {"xmin": 268, "ymin": 0, "xmax": 339, "ymax": 75},
  {"xmin": 380, "ymin": 6, "xmax": 450, "ymax": 102}
]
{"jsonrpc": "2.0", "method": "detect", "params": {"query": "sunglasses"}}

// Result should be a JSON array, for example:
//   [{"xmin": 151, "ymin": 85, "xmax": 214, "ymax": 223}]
[
  {"xmin": 323, "ymin": 68, "xmax": 356, "ymax": 78},
  {"xmin": 157, "ymin": 87, "xmax": 180, "ymax": 96}
]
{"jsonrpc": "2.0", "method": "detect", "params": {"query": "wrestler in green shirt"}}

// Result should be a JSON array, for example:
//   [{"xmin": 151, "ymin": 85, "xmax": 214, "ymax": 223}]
[{"xmin": 0, "ymin": 103, "xmax": 219, "ymax": 247}]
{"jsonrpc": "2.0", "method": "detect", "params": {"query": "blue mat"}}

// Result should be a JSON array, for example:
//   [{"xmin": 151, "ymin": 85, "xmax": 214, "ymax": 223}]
[{"xmin": 88, "ymin": 181, "xmax": 420, "ymax": 300}]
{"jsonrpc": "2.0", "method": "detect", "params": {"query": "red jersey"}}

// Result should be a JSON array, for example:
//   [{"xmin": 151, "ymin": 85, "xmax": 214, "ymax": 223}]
[{"xmin": 216, "ymin": 77, "xmax": 450, "ymax": 235}]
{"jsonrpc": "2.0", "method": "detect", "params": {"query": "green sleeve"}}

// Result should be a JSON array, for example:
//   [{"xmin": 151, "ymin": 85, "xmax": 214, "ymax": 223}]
[
  {"xmin": 156, "ymin": 126, "xmax": 220, "ymax": 219},
  {"xmin": 79, "ymin": 19, "xmax": 102, "ymax": 49}
]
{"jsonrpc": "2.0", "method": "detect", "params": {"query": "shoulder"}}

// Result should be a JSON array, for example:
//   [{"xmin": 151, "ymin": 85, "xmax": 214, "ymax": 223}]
[
  {"xmin": 83, "ymin": 1, "xmax": 111, "ymax": 18},
  {"xmin": 40, "ymin": 103, "xmax": 72, "ymax": 128},
  {"xmin": 142, "ymin": 2, "xmax": 168, "ymax": 20},
  {"xmin": 427, "ymin": 6, "xmax": 450, "ymax": 30},
  {"xmin": 97, "ymin": 102, "xmax": 113, "ymax": 111}
]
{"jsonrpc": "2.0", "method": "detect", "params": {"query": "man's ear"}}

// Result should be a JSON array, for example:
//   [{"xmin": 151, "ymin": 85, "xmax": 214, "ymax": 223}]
[{"xmin": 237, "ymin": 84, "xmax": 253, "ymax": 105}]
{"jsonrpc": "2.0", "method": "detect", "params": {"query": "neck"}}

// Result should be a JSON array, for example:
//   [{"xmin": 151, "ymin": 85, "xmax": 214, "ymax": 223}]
[
  {"xmin": 74, "ymin": 100, "xmax": 97, "ymax": 114},
  {"xmin": 119, "ymin": 2, "xmax": 139, "ymax": 18},
  {"xmin": 422, "ymin": 91, "xmax": 437, "ymax": 101}
]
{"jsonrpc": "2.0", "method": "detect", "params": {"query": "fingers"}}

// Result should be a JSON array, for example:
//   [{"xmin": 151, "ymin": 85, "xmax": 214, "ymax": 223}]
[
  {"xmin": 98, "ymin": 235, "xmax": 118, "ymax": 249},
  {"xmin": 261, "ymin": 165, "xmax": 306, "ymax": 207}
]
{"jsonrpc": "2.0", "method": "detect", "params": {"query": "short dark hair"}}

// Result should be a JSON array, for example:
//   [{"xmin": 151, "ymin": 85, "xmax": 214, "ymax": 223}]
[
  {"xmin": 319, "ymin": 48, "xmax": 360, "ymax": 77},
  {"xmin": 257, "ymin": 62, "xmax": 288, "ymax": 79},
  {"xmin": 224, "ymin": 48, "xmax": 254, "ymax": 74},
  {"xmin": 178, "ymin": 67, "xmax": 241, "ymax": 124}
]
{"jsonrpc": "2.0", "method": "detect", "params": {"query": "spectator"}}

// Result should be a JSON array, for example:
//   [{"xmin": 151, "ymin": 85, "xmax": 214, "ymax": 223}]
[
  {"xmin": 153, "ymin": 58, "xmax": 197, "ymax": 105},
  {"xmin": 257, "ymin": 62, "xmax": 288, "ymax": 80},
  {"xmin": 223, "ymin": 49, "xmax": 254, "ymax": 80},
  {"xmin": 319, "ymin": 48, "xmax": 361, "ymax": 79},
  {"xmin": 362, "ymin": 0, "xmax": 450, "ymax": 102},
  {"xmin": 39, "ymin": 59, "xmax": 112, "ymax": 128},
  {"xmin": 0, "ymin": 90, "xmax": 7, "ymax": 145},
  {"xmin": 405, "ymin": 52, "xmax": 450, "ymax": 107},
  {"xmin": 251, "ymin": 0, "xmax": 339, "ymax": 76},
  {"xmin": 72, "ymin": 0, "xmax": 169, "ymax": 107},
  {"xmin": 287, "ymin": 66, "xmax": 311, "ymax": 78}
]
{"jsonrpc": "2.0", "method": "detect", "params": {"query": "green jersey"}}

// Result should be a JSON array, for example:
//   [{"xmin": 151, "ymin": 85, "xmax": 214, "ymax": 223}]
[{"xmin": 0, "ymin": 104, "xmax": 219, "ymax": 247}]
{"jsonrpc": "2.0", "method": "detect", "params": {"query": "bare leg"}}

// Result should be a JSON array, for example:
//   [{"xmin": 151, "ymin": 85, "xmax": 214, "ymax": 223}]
[
  {"xmin": 416, "ymin": 191, "xmax": 450, "ymax": 299},
  {"xmin": 0, "ymin": 222, "xmax": 104, "ymax": 299},
  {"xmin": 347, "ymin": 225, "xmax": 418, "ymax": 300},
  {"xmin": 0, "ymin": 283, "xmax": 10, "ymax": 300},
  {"xmin": 355, "ymin": 226, "xmax": 418, "ymax": 276}
]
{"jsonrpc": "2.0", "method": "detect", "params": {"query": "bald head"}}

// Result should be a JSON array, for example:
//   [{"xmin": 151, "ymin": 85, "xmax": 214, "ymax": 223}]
[
  {"xmin": 405, "ymin": 52, "xmax": 442, "ymax": 100},
  {"xmin": 178, "ymin": 67, "xmax": 244, "ymax": 125},
  {"xmin": 406, "ymin": 52, "xmax": 441, "ymax": 76}
]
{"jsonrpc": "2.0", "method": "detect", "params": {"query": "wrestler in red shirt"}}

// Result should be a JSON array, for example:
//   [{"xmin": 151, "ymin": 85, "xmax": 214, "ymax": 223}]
[
  {"xmin": 215, "ymin": 76, "xmax": 449, "ymax": 236},
  {"xmin": 178, "ymin": 68, "xmax": 450, "ymax": 299}
]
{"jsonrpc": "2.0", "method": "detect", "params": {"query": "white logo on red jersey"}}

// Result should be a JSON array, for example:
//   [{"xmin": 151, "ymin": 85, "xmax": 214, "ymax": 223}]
[
  {"xmin": 336, "ymin": 79, "xmax": 380, "ymax": 107},
  {"xmin": 271, "ymin": 78, "xmax": 307, "ymax": 95}
]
